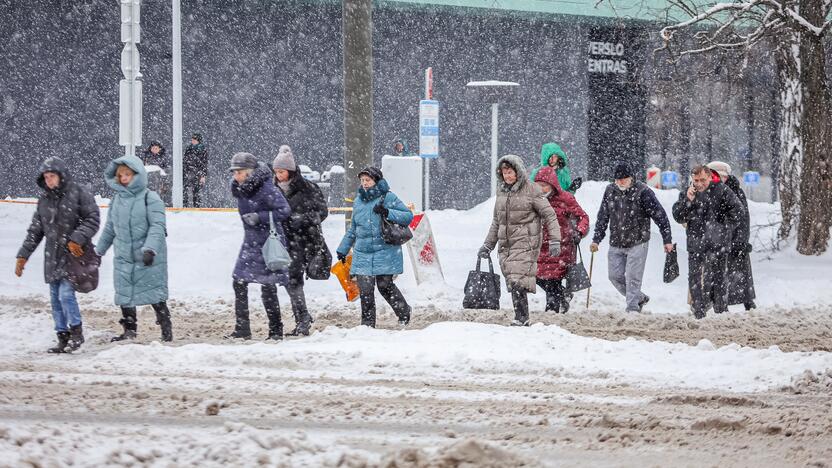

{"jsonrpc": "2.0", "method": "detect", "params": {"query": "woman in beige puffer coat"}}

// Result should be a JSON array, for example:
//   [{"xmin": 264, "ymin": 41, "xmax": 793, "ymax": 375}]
[{"xmin": 478, "ymin": 155, "xmax": 562, "ymax": 326}]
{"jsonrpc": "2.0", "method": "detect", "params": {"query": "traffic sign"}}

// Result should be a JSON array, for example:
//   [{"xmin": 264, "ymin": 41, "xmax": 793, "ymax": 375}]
[
  {"xmin": 661, "ymin": 171, "xmax": 679, "ymax": 187},
  {"xmin": 419, "ymin": 99, "xmax": 439, "ymax": 159},
  {"xmin": 743, "ymin": 171, "xmax": 760, "ymax": 186}
]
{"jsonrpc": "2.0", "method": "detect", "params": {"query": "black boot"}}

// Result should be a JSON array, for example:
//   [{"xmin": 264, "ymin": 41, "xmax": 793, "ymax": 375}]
[
  {"xmin": 228, "ymin": 281, "xmax": 252, "ymax": 339},
  {"xmin": 68, "ymin": 323, "xmax": 84, "ymax": 351},
  {"xmin": 112, "ymin": 307, "xmax": 138, "ymax": 342},
  {"xmin": 510, "ymin": 288, "xmax": 530, "ymax": 326},
  {"xmin": 263, "ymin": 284, "xmax": 283, "ymax": 341},
  {"xmin": 48, "ymin": 332, "xmax": 70, "ymax": 354},
  {"xmin": 153, "ymin": 303, "xmax": 173, "ymax": 342}
]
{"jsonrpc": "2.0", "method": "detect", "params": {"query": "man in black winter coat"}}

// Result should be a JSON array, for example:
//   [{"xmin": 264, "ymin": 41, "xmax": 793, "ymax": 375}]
[
  {"xmin": 142, "ymin": 140, "xmax": 170, "ymax": 205},
  {"xmin": 672, "ymin": 165, "xmax": 743, "ymax": 319},
  {"xmin": 183, "ymin": 133, "xmax": 209, "ymax": 207},
  {"xmin": 16, "ymin": 157, "xmax": 100, "ymax": 353},
  {"xmin": 273, "ymin": 146, "xmax": 329, "ymax": 336}
]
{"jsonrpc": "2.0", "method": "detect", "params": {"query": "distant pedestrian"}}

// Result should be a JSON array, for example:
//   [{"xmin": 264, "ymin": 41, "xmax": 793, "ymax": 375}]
[
  {"xmin": 142, "ymin": 140, "xmax": 170, "ymax": 205},
  {"xmin": 228, "ymin": 152, "xmax": 291, "ymax": 340},
  {"xmin": 336, "ymin": 167, "xmax": 413, "ymax": 328},
  {"xmin": 590, "ymin": 162, "xmax": 673, "ymax": 313},
  {"xmin": 533, "ymin": 166, "xmax": 590, "ymax": 313},
  {"xmin": 391, "ymin": 138, "xmax": 413, "ymax": 156},
  {"xmin": 273, "ymin": 145, "xmax": 328, "ymax": 336},
  {"xmin": 183, "ymin": 132, "xmax": 209, "ymax": 207},
  {"xmin": 706, "ymin": 161, "xmax": 756, "ymax": 310},
  {"xmin": 479, "ymin": 155, "xmax": 562, "ymax": 326},
  {"xmin": 16, "ymin": 157, "xmax": 100, "ymax": 353},
  {"xmin": 96, "ymin": 155, "xmax": 173, "ymax": 342},
  {"xmin": 672, "ymin": 165, "xmax": 743, "ymax": 319},
  {"xmin": 530, "ymin": 142, "xmax": 575, "ymax": 193}
]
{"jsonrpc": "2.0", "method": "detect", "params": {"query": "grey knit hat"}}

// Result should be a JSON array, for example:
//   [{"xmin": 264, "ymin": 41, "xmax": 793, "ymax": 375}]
[
  {"xmin": 273, "ymin": 146, "xmax": 296, "ymax": 171},
  {"xmin": 228, "ymin": 152, "xmax": 258, "ymax": 172}
]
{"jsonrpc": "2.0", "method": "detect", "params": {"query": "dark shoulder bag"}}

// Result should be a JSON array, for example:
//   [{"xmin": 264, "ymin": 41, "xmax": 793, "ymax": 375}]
[{"xmin": 378, "ymin": 194, "xmax": 413, "ymax": 246}]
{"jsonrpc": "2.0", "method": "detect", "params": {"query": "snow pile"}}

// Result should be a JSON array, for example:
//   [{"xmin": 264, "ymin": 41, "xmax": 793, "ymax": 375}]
[{"xmin": 65, "ymin": 322, "xmax": 832, "ymax": 393}]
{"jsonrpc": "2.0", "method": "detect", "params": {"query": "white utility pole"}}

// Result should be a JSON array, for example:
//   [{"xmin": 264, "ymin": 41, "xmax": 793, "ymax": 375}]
[
  {"xmin": 119, "ymin": 0, "xmax": 143, "ymax": 158},
  {"xmin": 490, "ymin": 102, "xmax": 498, "ymax": 196},
  {"xmin": 171, "ymin": 0, "xmax": 183, "ymax": 208}
]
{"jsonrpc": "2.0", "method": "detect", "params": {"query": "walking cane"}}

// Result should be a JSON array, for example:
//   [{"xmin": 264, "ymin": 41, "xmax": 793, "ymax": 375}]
[{"xmin": 586, "ymin": 251, "xmax": 595, "ymax": 310}]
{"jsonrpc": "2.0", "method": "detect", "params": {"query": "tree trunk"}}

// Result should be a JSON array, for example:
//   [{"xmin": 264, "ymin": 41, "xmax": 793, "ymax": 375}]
[
  {"xmin": 796, "ymin": 0, "xmax": 832, "ymax": 254},
  {"xmin": 774, "ymin": 34, "xmax": 803, "ymax": 241}
]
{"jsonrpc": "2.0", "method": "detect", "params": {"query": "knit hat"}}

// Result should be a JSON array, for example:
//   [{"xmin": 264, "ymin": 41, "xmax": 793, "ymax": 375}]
[
  {"xmin": 273, "ymin": 146, "xmax": 296, "ymax": 171},
  {"xmin": 358, "ymin": 166, "xmax": 383, "ymax": 182},
  {"xmin": 191, "ymin": 133, "xmax": 203, "ymax": 143},
  {"xmin": 228, "ymin": 152, "xmax": 258, "ymax": 172},
  {"xmin": 706, "ymin": 161, "xmax": 731, "ymax": 181},
  {"xmin": 613, "ymin": 162, "xmax": 632, "ymax": 179}
]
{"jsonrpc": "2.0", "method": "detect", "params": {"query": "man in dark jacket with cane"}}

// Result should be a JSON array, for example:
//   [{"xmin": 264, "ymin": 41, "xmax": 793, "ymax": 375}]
[
  {"xmin": 591, "ymin": 162, "xmax": 673, "ymax": 313},
  {"xmin": 673, "ymin": 165, "xmax": 743, "ymax": 319}
]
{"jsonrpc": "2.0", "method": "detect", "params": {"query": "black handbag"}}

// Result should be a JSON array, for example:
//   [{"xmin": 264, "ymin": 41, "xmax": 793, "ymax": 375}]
[
  {"xmin": 663, "ymin": 243, "xmax": 680, "ymax": 283},
  {"xmin": 462, "ymin": 256, "xmax": 502, "ymax": 310},
  {"xmin": 65, "ymin": 242, "xmax": 101, "ymax": 293},
  {"xmin": 564, "ymin": 245, "xmax": 592, "ymax": 293},
  {"xmin": 378, "ymin": 194, "xmax": 413, "ymax": 246},
  {"xmin": 305, "ymin": 238, "xmax": 332, "ymax": 280}
]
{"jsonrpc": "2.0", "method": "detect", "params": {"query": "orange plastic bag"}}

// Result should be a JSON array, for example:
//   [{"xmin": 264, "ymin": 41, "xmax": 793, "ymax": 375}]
[{"xmin": 331, "ymin": 254, "xmax": 360, "ymax": 302}]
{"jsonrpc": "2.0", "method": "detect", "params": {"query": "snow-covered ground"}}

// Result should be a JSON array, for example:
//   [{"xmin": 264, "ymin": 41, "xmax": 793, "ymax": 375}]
[{"xmin": 1, "ymin": 182, "xmax": 831, "ymax": 466}]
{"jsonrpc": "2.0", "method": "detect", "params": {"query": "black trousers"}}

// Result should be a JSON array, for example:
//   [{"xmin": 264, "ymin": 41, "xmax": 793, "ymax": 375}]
[
  {"xmin": 536, "ymin": 278, "xmax": 565, "ymax": 312},
  {"xmin": 233, "ymin": 280, "xmax": 282, "ymax": 336},
  {"xmin": 689, "ymin": 251, "xmax": 729, "ymax": 316},
  {"xmin": 183, "ymin": 179, "xmax": 202, "ymax": 207},
  {"xmin": 286, "ymin": 268, "xmax": 311, "ymax": 325},
  {"xmin": 355, "ymin": 275, "xmax": 410, "ymax": 327}
]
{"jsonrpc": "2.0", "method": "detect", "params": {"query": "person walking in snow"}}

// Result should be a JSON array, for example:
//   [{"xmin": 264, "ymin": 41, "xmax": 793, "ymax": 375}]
[
  {"xmin": 273, "ymin": 145, "xmax": 329, "ymax": 336},
  {"xmin": 478, "ymin": 155, "xmax": 562, "ymax": 326},
  {"xmin": 183, "ymin": 132, "xmax": 209, "ymax": 207},
  {"xmin": 336, "ymin": 167, "xmax": 413, "ymax": 328},
  {"xmin": 673, "ymin": 165, "xmax": 743, "ymax": 319},
  {"xmin": 142, "ymin": 140, "xmax": 170, "ymax": 205},
  {"xmin": 706, "ymin": 161, "xmax": 756, "ymax": 311},
  {"xmin": 96, "ymin": 155, "xmax": 173, "ymax": 342},
  {"xmin": 16, "ymin": 157, "xmax": 100, "ymax": 353},
  {"xmin": 228, "ymin": 152, "xmax": 291, "ymax": 340},
  {"xmin": 533, "ymin": 166, "xmax": 590, "ymax": 313},
  {"xmin": 530, "ymin": 142, "xmax": 580, "ymax": 193},
  {"xmin": 590, "ymin": 162, "xmax": 673, "ymax": 313},
  {"xmin": 391, "ymin": 138, "xmax": 413, "ymax": 156}
]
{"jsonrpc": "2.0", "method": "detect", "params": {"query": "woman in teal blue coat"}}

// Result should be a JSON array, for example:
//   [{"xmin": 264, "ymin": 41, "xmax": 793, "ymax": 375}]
[
  {"xmin": 336, "ymin": 167, "xmax": 413, "ymax": 328},
  {"xmin": 96, "ymin": 155, "xmax": 173, "ymax": 342}
]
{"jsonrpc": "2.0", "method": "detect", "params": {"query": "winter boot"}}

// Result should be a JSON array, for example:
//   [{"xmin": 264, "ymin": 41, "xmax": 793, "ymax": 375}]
[
  {"xmin": 638, "ymin": 295, "xmax": 650, "ymax": 313},
  {"xmin": 48, "ymin": 332, "xmax": 70, "ymax": 354},
  {"xmin": 112, "ymin": 308, "xmax": 138, "ymax": 342},
  {"xmin": 154, "ymin": 304, "xmax": 173, "ymax": 342},
  {"xmin": 561, "ymin": 291, "xmax": 572, "ymax": 314},
  {"xmin": 744, "ymin": 301, "xmax": 756, "ymax": 311},
  {"xmin": 510, "ymin": 288, "xmax": 530, "ymax": 327},
  {"xmin": 226, "ymin": 304, "xmax": 252, "ymax": 340},
  {"xmin": 397, "ymin": 306, "xmax": 411, "ymax": 328},
  {"xmin": 67, "ymin": 324, "xmax": 84, "ymax": 351},
  {"xmin": 287, "ymin": 310, "xmax": 313, "ymax": 336}
]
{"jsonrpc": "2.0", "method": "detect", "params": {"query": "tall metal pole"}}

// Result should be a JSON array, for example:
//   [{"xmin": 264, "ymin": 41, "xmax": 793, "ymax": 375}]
[
  {"xmin": 343, "ymin": 0, "xmax": 374, "ymax": 227},
  {"xmin": 171, "ymin": 0, "xmax": 183, "ymax": 208},
  {"xmin": 119, "ymin": 0, "xmax": 142, "ymax": 159},
  {"xmin": 490, "ymin": 102, "xmax": 499, "ymax": 196}
]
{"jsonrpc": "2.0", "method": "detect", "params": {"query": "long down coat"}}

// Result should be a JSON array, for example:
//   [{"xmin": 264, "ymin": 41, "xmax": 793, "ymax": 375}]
[
  {"xmin": 725, "ymin": 175, "xmax": 756, "ymax": 305},
  {"xmin": 533, "ymin": 166, "xmax": 590, "ymax": 281},
  {"xmin": 232, "ymin": 163, "xmax": 292, "ymax": 285},
  {"xmin": 277, "ymin": 170, "xmax": 328, "ymax": 281},
  {"xmin": 97, "ymin": 155, "xmax": 169, "ymax": 307},
  {"xmin": 17, "ymin": 157, "xmax": 100, "ymax": 284},
  {"xmin": 484, "ymin": 154, "xmax": 561, "ymax": 293},
  {"xmin": 337, "ymin": 179, "xmax": 413, "ymax": 276}
]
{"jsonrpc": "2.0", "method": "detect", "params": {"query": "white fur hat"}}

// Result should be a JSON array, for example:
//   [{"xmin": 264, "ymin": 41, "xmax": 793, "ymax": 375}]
[{"xmin": 706, "ymin": 161, "xmax": 731, "ymax": 180}]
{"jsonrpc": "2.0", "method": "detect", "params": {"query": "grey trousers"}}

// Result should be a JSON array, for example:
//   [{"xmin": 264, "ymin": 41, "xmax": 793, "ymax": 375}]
[{"xmin": 607, "ymin": 241, "xmax": 649, "ymax": 312}]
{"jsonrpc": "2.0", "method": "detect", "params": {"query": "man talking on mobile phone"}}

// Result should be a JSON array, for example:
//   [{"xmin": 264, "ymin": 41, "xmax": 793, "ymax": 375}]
[{"xmin": 672, "ymin": 165, "xmax": 743, "ymax": 319}]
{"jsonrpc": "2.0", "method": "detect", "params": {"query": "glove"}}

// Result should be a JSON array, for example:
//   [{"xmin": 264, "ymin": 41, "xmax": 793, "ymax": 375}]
[
  {"xmin": 67, "ymin": 241, "xmax": 84, "ymax": 258},
  {"xmin": 373, "ymin": 203, "xmax": 389, "ymax": 218},
  {"xmin": 477, "ymin": 245, "xmax": 491, "ymax": 259},
  {"xmin": 549, "ymin": 240, "xmax": 561, "ymax": 257},
  {"xmin": 589, "ymin": 243, "xmax": 599, "ymax": 253},
  {"xmin": 142, "ymin": 250, "xmax": 155, "ymax": 266},
  {"xmin": 572, "ymin": 231, "xmax": 583, "ymax": 245},
  {"xmin": 337, "ymin": 252, "xmax": 347, "ymax": 264},
  {"xmin": 241, "ymin": 212, "xmax": 260, "ymax": 227},
  {"xmin": 745, "ymin": 243, "xmax": 753, "ymax": 253},
  {"xmin": 15, "ymin": 257, "xmax": 26, "ymax": 277}
]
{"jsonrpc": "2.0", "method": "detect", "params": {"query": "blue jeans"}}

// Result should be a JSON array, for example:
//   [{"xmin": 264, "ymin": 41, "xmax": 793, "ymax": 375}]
[{"xmin": 49, "ymin": 280, "xmax": 82, "ymax": 332}]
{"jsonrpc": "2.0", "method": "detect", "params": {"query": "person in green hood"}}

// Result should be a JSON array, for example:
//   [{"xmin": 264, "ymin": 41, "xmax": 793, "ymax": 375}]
[{"xmin": 530, "ymin": 142, "xmax": 574, "ymax": 193}]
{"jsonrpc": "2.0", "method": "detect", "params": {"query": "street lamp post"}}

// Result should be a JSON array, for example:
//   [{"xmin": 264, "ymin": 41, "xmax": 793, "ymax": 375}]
[
  {"xmin": 465, "ymin": 80, "xmax": 519, "ymax": 196},
  {"xmin": 118, "ymin": 0, "xmax": 142, "ymax": 158}
]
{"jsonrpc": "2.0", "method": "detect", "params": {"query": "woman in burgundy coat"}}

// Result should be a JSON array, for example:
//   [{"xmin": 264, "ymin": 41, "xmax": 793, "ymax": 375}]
[{"xmin": 533, "ymin": 166, "xmax": 590, "ymax": 313}]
